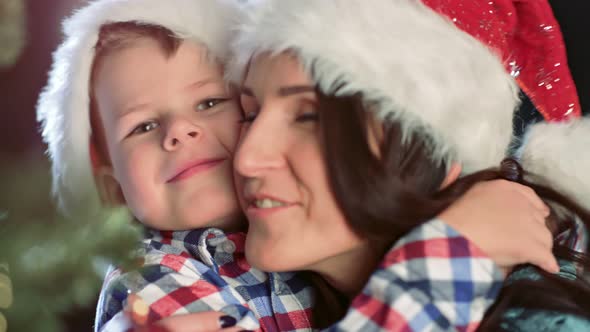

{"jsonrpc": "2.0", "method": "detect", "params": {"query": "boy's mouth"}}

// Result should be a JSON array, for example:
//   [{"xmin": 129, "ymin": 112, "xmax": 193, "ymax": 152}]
[{"xmin": 166, "ymin": 158, "xmax": 226, "ymax": 183}]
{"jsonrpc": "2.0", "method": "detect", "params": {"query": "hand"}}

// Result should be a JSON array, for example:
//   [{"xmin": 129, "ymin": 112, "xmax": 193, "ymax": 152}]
[
  {"xmin": 126, "ymin": 294, "xmax": 248, "ymax": 332},
  {"xmin": 137, "ymin": 313, "xmax": 248, "ymax": 332},
  {"xmin": 438, "ymin": 179, "xmax": 558, "ymax": 275},
  {"xmin": 0, "ymin": 263, "xmax": 12, "ymax": 332}
]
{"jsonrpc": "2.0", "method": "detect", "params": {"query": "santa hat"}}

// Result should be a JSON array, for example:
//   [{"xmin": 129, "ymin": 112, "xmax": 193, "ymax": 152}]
[
  {"xmin": 228, "ymin": 0, "xmax": 580, "ymax": 175},
  {"xmin": 37, "ymin": 0, "xmax": 242, "ymax": 217},
  {"xmin": 516, "ymin": 116, "xmax": 589, "ymax": 212}
]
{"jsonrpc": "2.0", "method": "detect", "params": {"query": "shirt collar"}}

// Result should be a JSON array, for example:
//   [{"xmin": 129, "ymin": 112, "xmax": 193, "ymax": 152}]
[{"xmin": 145, "ymin": 227, "xmax": 246, "ymax": 268}]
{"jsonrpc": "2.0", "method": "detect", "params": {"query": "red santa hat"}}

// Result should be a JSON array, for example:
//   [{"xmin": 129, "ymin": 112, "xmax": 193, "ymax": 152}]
[
  {"xmin": 37, "ymin": 0, "xmax": 242, "ymax": 217},
  {"xmin": 228, "ymin": 0, "xmax": 580, "ymax": 176}
]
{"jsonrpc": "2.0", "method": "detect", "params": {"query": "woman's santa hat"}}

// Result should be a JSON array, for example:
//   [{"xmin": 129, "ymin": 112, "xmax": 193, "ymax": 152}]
[
  {"xmin": 37, "ymin": 0, "xmax": 242, "ymax": 217},
  {"xmin": 228, "ymin": 0, "xmax": 580, "ymax": 175},
  {"xmin": 517, "ymin": 117, "xmax": 590, "ymax": 210},
  {"xmin": 517, "ymin": 116, "xmax": 589, "ymax": 212}
]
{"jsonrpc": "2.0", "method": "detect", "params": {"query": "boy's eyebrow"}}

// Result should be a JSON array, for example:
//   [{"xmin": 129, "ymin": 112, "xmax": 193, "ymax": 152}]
[
  {"xmin": 121, "ymin": 78, "xmax": 224, "ymax": 116},
  {"xmin": 122, "ymin": 102, "xmax": 152, "ymax": 116},
  {"xmin": 239, "ymin": 85, "xmax": 315, "ymax": 98},
  {"xmin": 184, "ymin": 78, "xmax": 224, "ymax": 91}
]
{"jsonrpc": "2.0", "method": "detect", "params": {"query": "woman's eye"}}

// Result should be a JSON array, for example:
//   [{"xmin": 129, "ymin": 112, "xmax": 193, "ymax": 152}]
[
  {"xmin": 296, "ymin": 102, "xmax": 319, "ymax": 123},
  {"xmin": 195, "ymin": 98, "xmax": 227, "ymax": 111},
  {"xmin": 239, "ymin": 111, "xmax": 258, "ymax": 124},
  {"xmin": 296, "ymin": 112, "xmax": 319, "ymax": 123},
  {"xmin": 130, "ymin": 121, "xmax": 159, "ymax": 136},
  {"xmin": 239, "ymin": 94, "xmax": 259, "ymax": 124}
]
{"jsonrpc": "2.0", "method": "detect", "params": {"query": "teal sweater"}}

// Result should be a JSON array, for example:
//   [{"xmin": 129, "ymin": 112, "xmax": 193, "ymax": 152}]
[{"xmin": 500, "ymin": 260, "xmax": 590, "ymax": 331}]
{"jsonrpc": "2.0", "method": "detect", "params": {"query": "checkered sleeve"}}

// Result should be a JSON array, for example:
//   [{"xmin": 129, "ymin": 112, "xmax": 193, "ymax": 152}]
[
  {"xmin": 95, "ymin": 253, "xmax": 260, "ymax": 332},
  {"xmin": 326, "ymin": 219, "xmax": 504, "ymax": 332}
]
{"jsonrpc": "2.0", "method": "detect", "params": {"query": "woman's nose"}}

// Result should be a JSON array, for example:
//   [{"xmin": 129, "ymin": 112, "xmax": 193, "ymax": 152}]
[{"xmin": 234, "ymin": 115, "xmax": 286, "ymax": 177}]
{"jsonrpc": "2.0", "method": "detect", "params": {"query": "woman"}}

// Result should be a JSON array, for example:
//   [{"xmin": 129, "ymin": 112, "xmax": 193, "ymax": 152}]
[
  {"xmin": 146, "ymin": 0, "xmax": 587, "ymax": 331},
  {"xmin": 227, "ymin": 0, "xmax": 589, "ymax": 330}
]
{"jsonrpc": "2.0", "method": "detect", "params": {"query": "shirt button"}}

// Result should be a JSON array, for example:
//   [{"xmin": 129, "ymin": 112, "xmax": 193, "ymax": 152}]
[{"xmin": 222, "ymin": 240, "xmax": 236, "ymax": 254}]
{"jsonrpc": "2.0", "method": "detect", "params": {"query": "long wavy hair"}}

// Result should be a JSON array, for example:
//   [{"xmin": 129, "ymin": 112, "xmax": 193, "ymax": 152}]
[{"xmin": 314, "ymin": 91, "xmax": 590, "ymax": 329}]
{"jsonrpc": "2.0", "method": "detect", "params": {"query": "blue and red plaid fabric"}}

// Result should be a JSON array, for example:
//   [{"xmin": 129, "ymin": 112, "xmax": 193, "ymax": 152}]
[
  {"xmin": 95, "ymin": 228, "xmax": 314, "ymax": 332},
  {"xmin": 327, "ymin": 219, "xmax": 504, "ymax": 332},
  {"xmin": 96, "ymin": 219, "xmax": 506, "ymax": 332}
]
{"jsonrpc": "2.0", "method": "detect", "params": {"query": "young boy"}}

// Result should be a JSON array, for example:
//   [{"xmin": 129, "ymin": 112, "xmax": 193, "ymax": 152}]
[{"xmin": 37, "ymin": 0, "xmax": 314, "ymax": 331}]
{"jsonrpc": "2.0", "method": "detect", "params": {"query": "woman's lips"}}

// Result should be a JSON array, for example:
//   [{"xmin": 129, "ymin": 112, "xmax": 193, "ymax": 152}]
[
  {"xmin": 246, "ymin": 204, "xmax": 293, "ymax": 219},
  {"xmin": 167, "ymin": 158, "xmax": 226, "ymax": 183},
  {"xmin": 244, "ymin": 195, "xmax": 297, "ymax": 219}
]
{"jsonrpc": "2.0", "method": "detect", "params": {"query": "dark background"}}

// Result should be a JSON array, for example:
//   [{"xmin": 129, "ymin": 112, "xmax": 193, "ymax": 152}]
[{"xmin": 0, "ymin": 0, "xmax": 587, "ymax": 331}]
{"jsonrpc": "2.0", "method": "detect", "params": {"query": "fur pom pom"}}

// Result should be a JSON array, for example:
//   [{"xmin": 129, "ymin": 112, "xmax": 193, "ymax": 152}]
[{"xmin": 517, "ymin": 117, "xmax": 590, "ymax": 211}]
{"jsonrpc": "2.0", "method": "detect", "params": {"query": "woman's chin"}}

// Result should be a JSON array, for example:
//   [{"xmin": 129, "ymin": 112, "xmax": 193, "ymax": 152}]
[
  {"xmin": 245, "ymin": 239, "xmax": 302, "ymax": 272},
  {"xmin": 245, "ymin": 245, "xmax": 279, "ymax": 272}
]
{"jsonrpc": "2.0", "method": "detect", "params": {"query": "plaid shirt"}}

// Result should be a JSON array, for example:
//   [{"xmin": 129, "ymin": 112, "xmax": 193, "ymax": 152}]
[
  {"xmin": 96, "ymin": 220, "xmax": 504, "ymax": 332},
  {"xmin": 327, "ymin": 219, "xmax": 504, "ymax": 332},
  {"xmin": 95, "ymin": 227, "xmax": 314, "ymax": 331}
]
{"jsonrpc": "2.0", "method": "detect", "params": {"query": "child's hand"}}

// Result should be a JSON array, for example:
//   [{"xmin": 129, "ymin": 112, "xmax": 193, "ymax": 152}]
[
  {"xmin": 0, "ymin": 263, "xmax": 12, "ymax": 332},
  {"xmin": 126, "ymin": 294, "xmax": 248, "ymax": 332},
  {"xmin": 438, "ymin": 179, "xmax": 558, "ymax": 275},
  {"xmin": 138, "ymin": 313, "xmax": 248, "ymax": 332}
]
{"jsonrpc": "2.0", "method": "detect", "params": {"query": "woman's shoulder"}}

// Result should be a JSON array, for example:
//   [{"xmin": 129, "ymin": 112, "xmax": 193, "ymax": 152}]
[
  {"xmin": 499, "ymin": 257, "xmax": 590, "ymax": 331},
  {"xmin": 501, "ymin": 308, "xmax": 590, "ymax": 332}
]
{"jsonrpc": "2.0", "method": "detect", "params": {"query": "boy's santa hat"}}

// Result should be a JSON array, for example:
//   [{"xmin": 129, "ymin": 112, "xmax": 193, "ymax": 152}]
[
  {"xmin": 37, "ymin": 0, "xmax": 242, "ymax": 217},
  {"xmin": 228, "ymin": 0, "xmax": 580, "ymax": 175}
]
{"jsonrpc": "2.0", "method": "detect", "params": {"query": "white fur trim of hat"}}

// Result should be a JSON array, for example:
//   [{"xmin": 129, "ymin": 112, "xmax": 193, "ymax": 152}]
[
  {"xmin": 37, "ymin": 0, "xmax": 242, "ymax": 217},
  {"xmin": 517, "ymin": 117, "xmax": 590, "ymax": 212},
  {"xmin": 228, "ymin": 0, "xmax": 519, "ymax": 174}
]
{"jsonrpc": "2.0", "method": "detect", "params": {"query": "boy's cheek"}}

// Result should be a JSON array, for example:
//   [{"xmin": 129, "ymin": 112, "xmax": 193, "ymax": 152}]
[{"xmin": 115, "ymin": 141, "xmax": 157, "ymax": 172}]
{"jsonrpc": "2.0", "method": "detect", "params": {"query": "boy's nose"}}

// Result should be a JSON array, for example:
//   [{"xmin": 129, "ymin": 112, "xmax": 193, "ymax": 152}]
[{"xmin": 162, "ymin": 120, "xmax": 201, "ymax": 151}]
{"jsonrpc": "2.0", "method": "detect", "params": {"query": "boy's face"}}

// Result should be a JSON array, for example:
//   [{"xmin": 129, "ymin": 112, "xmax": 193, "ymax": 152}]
[{"xmin": 93, "ymin": 38, "xmax": 242, "ymax": 231}]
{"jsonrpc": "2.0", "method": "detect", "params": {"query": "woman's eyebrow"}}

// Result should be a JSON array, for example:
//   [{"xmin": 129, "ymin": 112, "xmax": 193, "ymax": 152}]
[
  {"xmin": 239, "ymin": 85, "xmax": 315, "ymax": 98},
  {"xmin": 278, "ymin": 85, "xmax": 315, "ymax": 97},
  {"xmin": 240, "ymin": 86, "xmax": 254, "ymax": 96}
]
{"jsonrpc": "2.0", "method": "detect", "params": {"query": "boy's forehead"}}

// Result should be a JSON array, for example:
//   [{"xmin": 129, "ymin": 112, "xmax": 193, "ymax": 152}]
[{"xmin": 93, "ymin": 39, "xmax": 226, "ymax": 114}]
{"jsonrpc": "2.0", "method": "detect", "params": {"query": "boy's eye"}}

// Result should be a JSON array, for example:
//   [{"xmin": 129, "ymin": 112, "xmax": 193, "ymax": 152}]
[
  {"xmin": 195, "ymin": 98, "xmax": 228, "ymax": 111},
  {"xmin": 130, "ymin": 121, "xmax": 159, "ymax": 136}
]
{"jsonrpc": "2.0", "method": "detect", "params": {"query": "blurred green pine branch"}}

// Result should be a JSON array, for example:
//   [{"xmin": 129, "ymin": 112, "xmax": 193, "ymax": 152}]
[{"xmin": 0, "ymin": 156, "xmax": 142, "ymax": 331}]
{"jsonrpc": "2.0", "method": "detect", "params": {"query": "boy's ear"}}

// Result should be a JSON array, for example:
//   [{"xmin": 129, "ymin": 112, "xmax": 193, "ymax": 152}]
[
  {"xmin": 94, "ymin": 166, "xmax": 126, "ymax": 206},
  {"xmin": 440, "ymin": 162, "xmax": 462, "ymax": 189}
]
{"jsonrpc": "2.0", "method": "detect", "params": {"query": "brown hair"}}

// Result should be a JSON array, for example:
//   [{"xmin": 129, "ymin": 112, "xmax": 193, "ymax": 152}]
[
  {"xmin": 89, "ymin": 22, "xmax": 182, "ymax": 166},
  {"xmin": 314, "ymin": 91, "xmax": 590, "ymax": 328}
]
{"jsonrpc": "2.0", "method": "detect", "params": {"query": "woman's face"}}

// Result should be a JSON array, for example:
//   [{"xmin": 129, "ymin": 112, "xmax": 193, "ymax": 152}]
[{"xmin": 234, "ymin": 53, "xmax": 366, "ymax": 272}]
